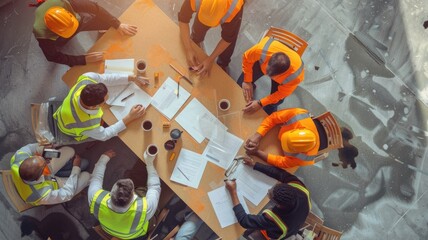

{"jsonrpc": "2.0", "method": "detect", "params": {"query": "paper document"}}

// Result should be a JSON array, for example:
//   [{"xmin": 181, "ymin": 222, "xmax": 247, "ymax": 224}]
[
  {"xmin": 109, "ymin": 82, "xmax": 152, "ymax": 120},
  {"xmin": 106, "ymin": 83, "xmax": 130, "ymax": 107},
  {"xmin": 105, "ymin": 59, "xmax": 134, "ymax": 75},
  {"xmin": 202, "ymin": 132, "xmax": 243, "ymax": 169},
  {"xmin": 208, "ymin": 186, "xmax": 249, "ymax": 228},
  {"xmin": 234, "ymin": 164, "xmax": 277, "ymax": 206},
  {"xmin": 151, "ymin": 77, "xmax": 191, "ymax": 120},
  {"xmin": 170, "ymin": 149, "xmax": 207, "ymax": 189},
  {"xmin": 176, "ymin": 98, "xmax": 227, "ymax": 143}
]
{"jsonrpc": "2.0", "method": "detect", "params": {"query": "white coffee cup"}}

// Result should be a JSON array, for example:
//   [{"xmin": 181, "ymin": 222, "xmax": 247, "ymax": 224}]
[
  {"xmin": 143, "ymin": 144, "xmax": 158, "ymax": 162},
  {"xmin": 218, "ymin": 99, "xmax": 231, "ymax": 111},
  {"xmin": 136, "ymin": 59, "xmax": 147, "ymax": 75},
  {"xmin": 141, "ymin": 120, "xmax": 153, "ymax": 131}
]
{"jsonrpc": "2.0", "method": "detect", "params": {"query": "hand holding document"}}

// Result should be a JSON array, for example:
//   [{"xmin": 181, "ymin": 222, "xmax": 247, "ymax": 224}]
[{"xmin": 170, "ymin": 149, "xmax": 207, "ymax": 189}]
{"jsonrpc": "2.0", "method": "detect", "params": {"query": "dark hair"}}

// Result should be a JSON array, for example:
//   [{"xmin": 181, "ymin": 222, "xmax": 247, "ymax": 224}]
[
  {"xmin": 267, "ymin": 52, "xmax": 290, "ymax": 77},
  {"xmin": 19, "ymin": 157, "xmax": 45, "ymax": 182},
  {"xmin": 111, "ymin": 179, "xmax": 134, "ymax": 207},
  {"xmin": 272, "ymin": 183, "xmax": 298, "ymax": 209},
  {"xmin": 80, "ymin": 83, "xmax": 108, "ymax": 107}
]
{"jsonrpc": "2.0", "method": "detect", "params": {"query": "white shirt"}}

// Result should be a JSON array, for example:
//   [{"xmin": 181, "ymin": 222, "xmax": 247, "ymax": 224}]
[
  {"xmin": 88, "ymin": 154, "xmax": 161, "ymax": 221},
  {"xmin": 79, "ymin": 72, "xmax": 129, "ymax": 141},
  {"xmin": 15, "ymin": 143, "xmax": 83, "ymax": 205}
]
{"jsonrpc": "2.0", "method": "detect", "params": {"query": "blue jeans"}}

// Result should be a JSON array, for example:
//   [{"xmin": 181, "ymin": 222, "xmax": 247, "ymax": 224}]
[
  {"xmin": 237, "ymin": 61, "xmax": 284, "ymax": 115},
  {"xmin": 174, "ymin": 212, "xmax": 203, "ymax": 240},
  {"xmin": 55, "ymin": 158, "xmax": 89, "ymax": 177}
]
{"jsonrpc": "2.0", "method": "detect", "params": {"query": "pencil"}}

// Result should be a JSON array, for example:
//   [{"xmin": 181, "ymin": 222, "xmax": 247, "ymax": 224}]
[{"xmin": 177, "ymin": 80, "xmax": 180, "ymax": 98}]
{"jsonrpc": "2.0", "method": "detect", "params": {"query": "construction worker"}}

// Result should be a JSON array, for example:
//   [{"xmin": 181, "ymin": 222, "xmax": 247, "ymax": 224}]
[
  {"xmin": 53, "ymin": 72, "xmax": 147, "ymax": 143},
  {"xmin": 178, "ymin": 0, "xmax": 244, "ymax": 76},
  {"xmin": 238, "ymin": 36, "xmax": 304, "ymax": 115},
  {"xmin": 88, "ymin": 149, "xmax": 161, "ymax": 239},
  {"xmin": 245, "ymin": 108, "xmax": 319, "ymax": 169},
  {"xmin": 33, "ymin": 0, "xmax": 137, "ymax": 66},
  {"xmin": 10, "ymin": 143, "xmax": 90, "ymax": 205},
  {"xmin": 225, "ymin": 157, "xmax": 310, "ymax": 239}
]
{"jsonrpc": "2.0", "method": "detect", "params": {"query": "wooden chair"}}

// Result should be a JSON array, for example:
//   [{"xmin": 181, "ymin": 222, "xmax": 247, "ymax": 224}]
[
  {"xmin": 93, "ymin": 225, "xmax": 120, "ymax": 240},
  {"xmin": 315, "ymin": 225, "xmax": 342, "ymax": 240},
  {"xmin": 263, "ymin": 26, "xmax": 308, "ymax": 56},
  {"xmin": 312, "ymin": 112, "xmax": 343, "ymax": 162},
  {"xmin": 300, "ymin": 211, "xmax": 324, "ymax": 236},
  {"xmin": 0, "ymin": 170, "xmax": 34, "ymax": 212},
  {"xmin": 148, "ymin": 208, "xmax": 180, "ymax": 240}
]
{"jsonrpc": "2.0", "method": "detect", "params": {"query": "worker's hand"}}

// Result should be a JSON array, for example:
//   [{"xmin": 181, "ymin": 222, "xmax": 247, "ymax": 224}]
[
  {"xmin": 242, "ymin": 100, "xmax": 262, "ymax": 113},
  {"xmin": 103, "ymin": 150, "xmax": 116, "ymax": 159},
  {"xmin": 85, "ymin": 52, "xmax": 104, "ymax": 63},
  {"xmin": 195, "ymin": 57, "xmax": 214, "ymax": 78},
  {"xmin": 129, "ymin": 75, "xmax": 150, "ymax": 88},
  {"xmin": 245, "ymin": 133, "xmax": 262, "ymax": 150},
  {"xmin": 242, "ymin": 156, "xmax": 255, "ymax": 167},
  {"xmin": 72, "ymin": 155, "xmax": 81, "ymax": 167},
  {"xmin": 225, "ymin": 179, "xmax": 237, "ymax": 193},
  {"xmin": 117, "ymin": 23, "xmax": 138, "ymax": 36},
  {"xmin": 242, "ymin": 82, "xmax": 254, "ymax": 102},
  {"xmin": 185, "ymin": 48, "xmax": 200, "ymax": 68},
  {"xmin": 128, "ymin": 104, "xmax": 146, "ymax": 120}
]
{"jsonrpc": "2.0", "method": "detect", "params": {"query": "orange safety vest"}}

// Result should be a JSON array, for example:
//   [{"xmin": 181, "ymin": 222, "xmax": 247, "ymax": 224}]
[{"xmin": 190, "ymin": 0, "xmax": 244, "ymax": 27}]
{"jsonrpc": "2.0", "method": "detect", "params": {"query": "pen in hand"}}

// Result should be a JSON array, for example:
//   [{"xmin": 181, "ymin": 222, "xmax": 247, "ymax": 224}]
[{"xmin": 121, "ymin": 92, "xmax": 135, "ymax": 102}]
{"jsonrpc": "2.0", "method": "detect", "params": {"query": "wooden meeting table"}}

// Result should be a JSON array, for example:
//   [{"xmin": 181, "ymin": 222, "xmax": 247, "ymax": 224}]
[{"xmin": 62, "ymin": 0, "xmax": 292, "ymax": 238}]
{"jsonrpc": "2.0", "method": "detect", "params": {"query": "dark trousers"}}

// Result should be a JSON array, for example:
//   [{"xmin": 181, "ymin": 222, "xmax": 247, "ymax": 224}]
[
  {"xmin": 55, "ymin": 158, "xmax": 89, "ymax": 177},
  {"xmin": 237, "ymin": 61, "xmax": 284, "ymax": 115},
  {"xmin": 191, "ymin": 11, "xmax": 243, "ymax": 67}
]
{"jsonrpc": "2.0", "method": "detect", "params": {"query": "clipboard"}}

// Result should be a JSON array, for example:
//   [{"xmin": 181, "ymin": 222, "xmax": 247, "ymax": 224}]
[{"xmin": 225, "ymin": 155, "xmax": 246, "ymax": 179}]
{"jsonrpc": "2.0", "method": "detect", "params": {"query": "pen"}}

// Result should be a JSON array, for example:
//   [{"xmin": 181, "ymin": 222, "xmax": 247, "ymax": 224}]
[
  {"xmin": 121, "ymin": 92, "xmax": 134, "ymax": 102},
  {"xmin": 177, "ymin": 167, "xmax": 190, "ymax": 181},
  {"xmin": 177, "ymin": 80, "xmax": 180, "ymax": 98}
]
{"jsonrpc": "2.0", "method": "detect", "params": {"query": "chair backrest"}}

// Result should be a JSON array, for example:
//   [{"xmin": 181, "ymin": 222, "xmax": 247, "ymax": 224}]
[
  {"xmin": 264, "ymin": 26, "xmax": 308, "ymax": 56},
  {"xmin": 316, "ymin": 225, "xmax": 342, "ymax": 240},
  {"xmin": 301, "ymin": 211, "xmax": 324, "ymax": 235},
  {"xmin": 0, "ymin": 170, "xmax": 34, "ymax": 212},
  {"xmin": 313, "ymin": 112, "xmax": 343, "ymax": 155},
  {"xmin": 31, "ymin": 103, "xmax": 54, "ymax": 146}
]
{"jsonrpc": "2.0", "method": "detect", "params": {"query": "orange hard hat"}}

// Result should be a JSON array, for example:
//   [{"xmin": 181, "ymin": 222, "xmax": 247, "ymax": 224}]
[
  {"xmin": 198, "ymin": 0, "xmax": 228, "ymax": 27},
  {"xmin": 44, "ymin": 7, "xmax": 79, "ymax": 38},
  {"xmin": 281, "ymin": 128, "xmax": 317, "ymax": 153}
]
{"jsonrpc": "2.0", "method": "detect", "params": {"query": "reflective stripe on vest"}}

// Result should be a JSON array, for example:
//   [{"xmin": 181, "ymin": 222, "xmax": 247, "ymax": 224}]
[
  {"xmin": 281, "ymin": 113, "xmax": 311, "ymax": 126},
  {"xmin": 91, "ymin": 190, "xmax": 149, "ymax": 239},
  {"xmin": 288, "ymin": 182, "xmax": 312, "ymax": 210},
  {"xmin": 262, "ymin": 209, "xmax": 288, "ymax": 239},
  {"xmin": 259, "ymin": 38, "xmax": 304, "ymax": 85},
  {"xmin": 55, "ymin": 76, "xmax": 103, "ymax": 140},
  {"xmin": 10, "ymin": 152, "xmax": 58, "ymax": 205}
]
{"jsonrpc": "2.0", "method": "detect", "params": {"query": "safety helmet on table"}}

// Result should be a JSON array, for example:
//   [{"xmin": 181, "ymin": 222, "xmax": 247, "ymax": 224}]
[
  {"xmin": 44, "ymin": 7, "xmax": 79, "ymax": 38},
  {"xmin": 281, "ymin": 128, "xmax": 317, "ymax": 153}
]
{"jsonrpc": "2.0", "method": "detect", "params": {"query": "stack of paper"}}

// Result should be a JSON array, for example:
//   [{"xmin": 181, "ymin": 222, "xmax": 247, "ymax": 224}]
[
  {"xmin": 208, "ymin": 186, "xmax": 249, "ymax": 228},
  {"xmin": 202, "ymin": 132, "xmax": 243, "ymax": 169},
  {"xmin": 176, "ymin": 98, "xmax": 227, "ymax": 143},
  {"xmin": 109, "ymin": 82, "xmax": 152, "ymax": 120},
  {"xmin": 104, "ymin": 59, "xmax": 134, "ymax": 75},
  {"xmin": 170, "ymin": 149, "xmax": 207, "ymax": 189},
  {"xmin": 151, "ymin": 77, "xmax": 191, "ymax": 120}
]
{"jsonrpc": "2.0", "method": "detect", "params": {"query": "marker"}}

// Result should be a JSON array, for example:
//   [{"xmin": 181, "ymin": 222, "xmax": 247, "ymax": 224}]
[
  {"xmin": 121, "ymin": 92, "xmax": 135, "ymax": 102},
  {"xmin": 169, "ymin": 152, "xmax": 176, "ymax": 161}
]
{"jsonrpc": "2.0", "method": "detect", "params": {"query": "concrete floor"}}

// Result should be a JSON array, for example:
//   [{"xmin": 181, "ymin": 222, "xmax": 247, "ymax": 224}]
[{"xmin": 1, "ymin": 0, "xmax": 428, "ymax": 239}]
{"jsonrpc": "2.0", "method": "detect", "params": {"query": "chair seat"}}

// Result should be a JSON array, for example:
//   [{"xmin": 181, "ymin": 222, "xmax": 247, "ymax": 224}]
[{"xmin": 0, "ymin": 170, "xmax": 34, "ymax": 213}]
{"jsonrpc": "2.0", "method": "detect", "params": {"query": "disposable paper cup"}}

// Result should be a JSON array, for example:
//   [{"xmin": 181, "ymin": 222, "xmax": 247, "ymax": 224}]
[{"xmin": 218, "ymin": 99, "xmax": 231, "ymax": 111}]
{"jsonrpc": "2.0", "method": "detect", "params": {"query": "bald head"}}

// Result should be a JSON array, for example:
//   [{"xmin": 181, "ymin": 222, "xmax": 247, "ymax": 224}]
[{"xmin": 19, "ymin": 156, "xmax": 46, "ymax": 182}]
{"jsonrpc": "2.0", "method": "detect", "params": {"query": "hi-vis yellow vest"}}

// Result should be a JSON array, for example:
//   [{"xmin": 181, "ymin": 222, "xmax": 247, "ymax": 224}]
[
  {"xmin": 33, "ymin": 0, "xmax": 81, "ymax": 40},
  {"xmin": 53, "ymin": 75, "xmax": 103, "ymax": 141},
  {"xmin": 190, "ymin": 0, "xmax": 244, "ymax": 27},
  {"xmin": 10, "ymin": 151, "xmax": 58, "ymax": 206},
  {"xmin": 90, "ymin": 190, "xmax": 149, "ymax": 239}
]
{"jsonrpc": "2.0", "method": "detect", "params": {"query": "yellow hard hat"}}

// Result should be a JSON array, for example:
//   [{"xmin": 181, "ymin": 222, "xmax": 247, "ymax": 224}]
[
  {"xmin": 198, "ymin": 0, "xmax": 228, "ymax": 27},
  {"xmin": 44, "ymin": 7, "xmax": 79, "ymax": 38},
  {"xmin": 281, "ymin": 129, "xmax": 317, "ymax": 153}
]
